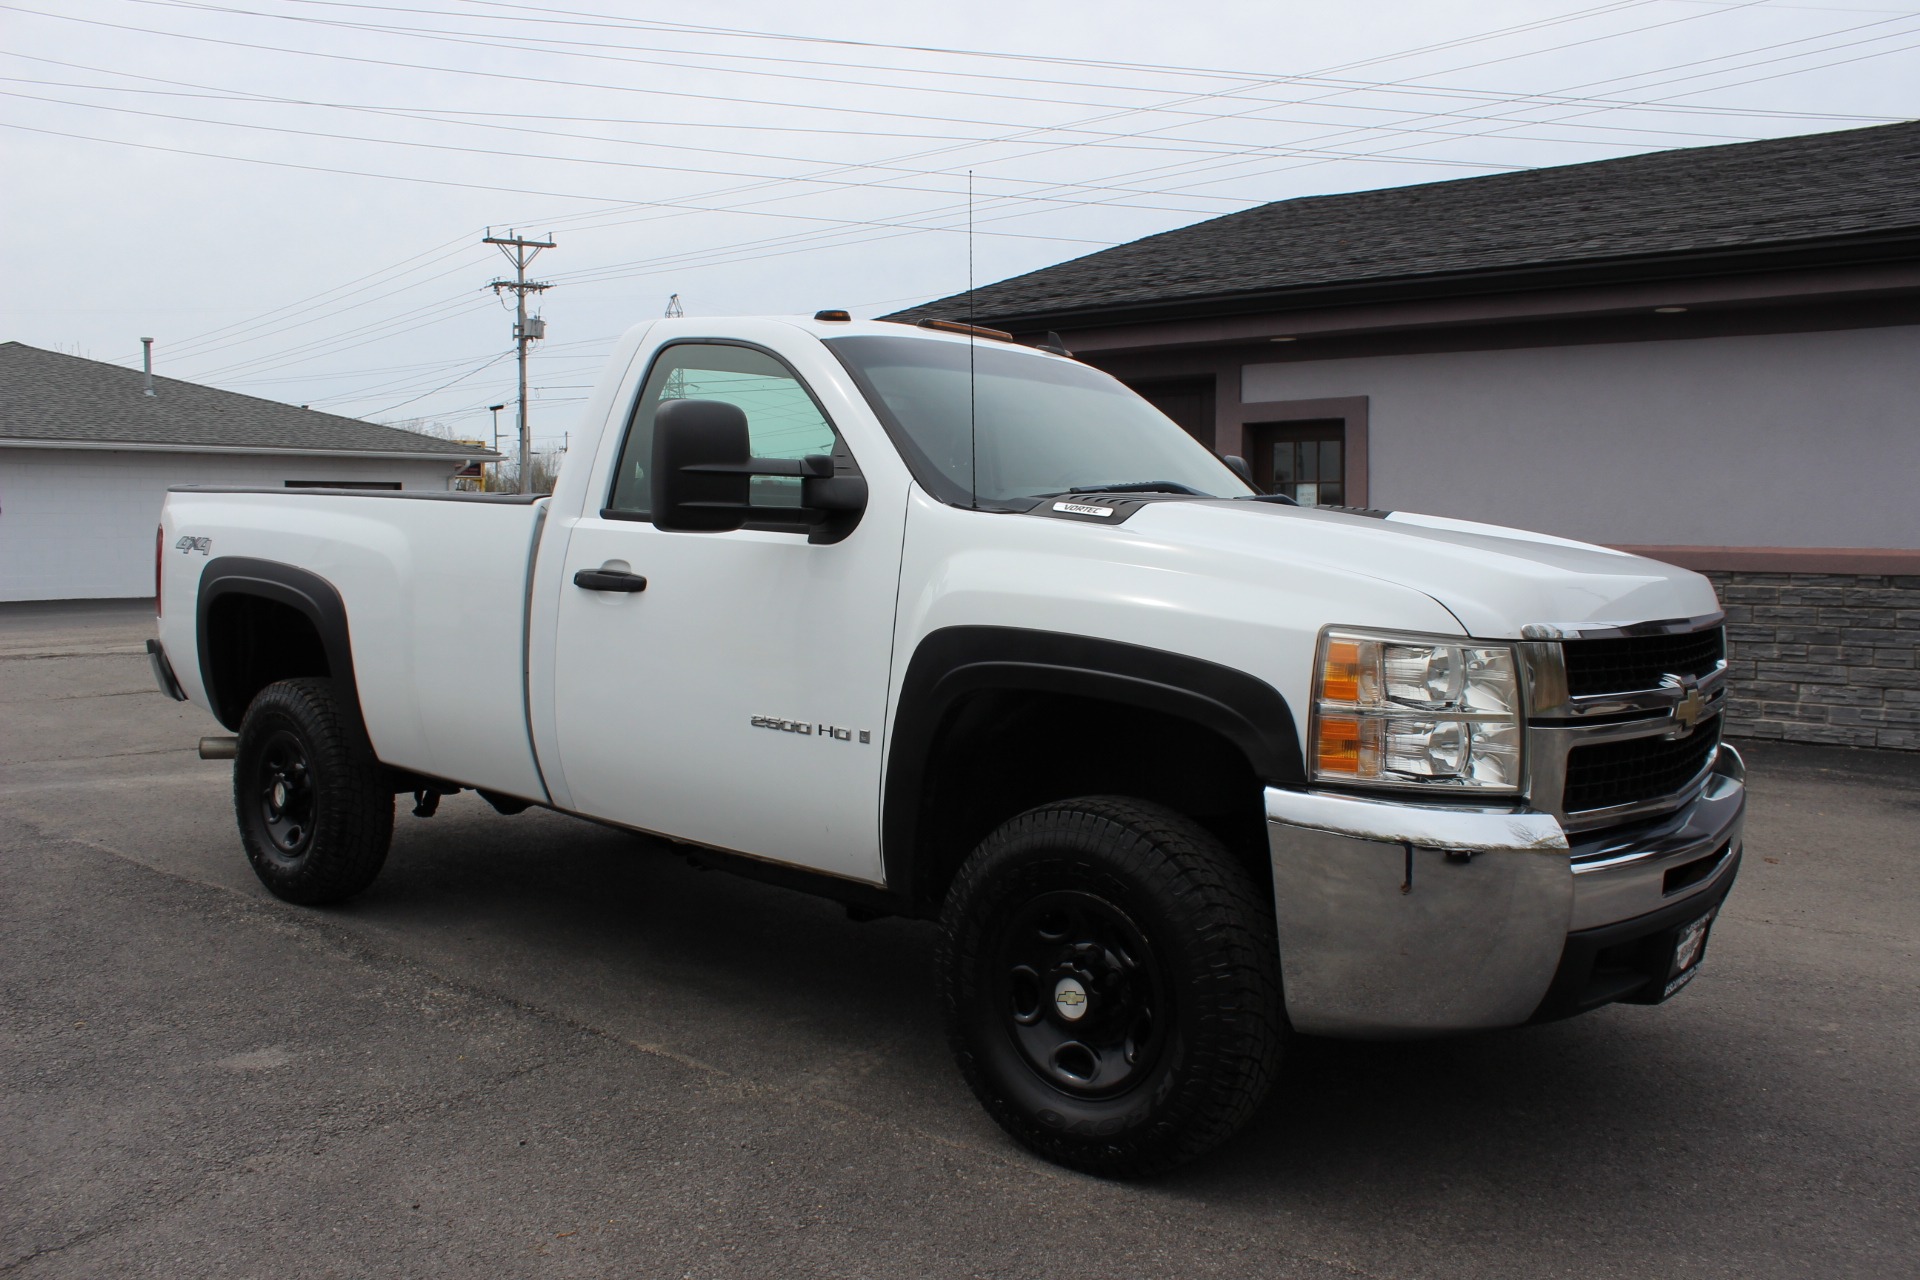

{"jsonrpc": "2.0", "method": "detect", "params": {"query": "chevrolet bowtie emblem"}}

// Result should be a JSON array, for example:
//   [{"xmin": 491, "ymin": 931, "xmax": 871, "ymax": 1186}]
[{"xmin": 1664, "ymin": 674, "xmax": 1708, "ymax": 736}]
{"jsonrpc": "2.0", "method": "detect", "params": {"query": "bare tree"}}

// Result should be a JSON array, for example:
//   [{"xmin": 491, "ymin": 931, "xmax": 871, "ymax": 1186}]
[
  {"xmin": 385, "ymin": 417, "xmax": 460, "ymax": 440},
  {"xmin": 485, "ymin": 448, "xmax": 564, "ymax": 495}
]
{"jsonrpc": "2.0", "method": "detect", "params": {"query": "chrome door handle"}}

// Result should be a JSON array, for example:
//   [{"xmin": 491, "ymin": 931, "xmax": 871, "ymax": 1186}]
[{"xmin": 573, "ymin": 568, "xmax": 649, "ymax": 593}]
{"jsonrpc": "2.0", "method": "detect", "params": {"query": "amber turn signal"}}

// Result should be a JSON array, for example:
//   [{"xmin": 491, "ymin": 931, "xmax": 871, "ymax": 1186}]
[
  {"xmin": 1320, "ymin": 638, "xmax": 1364, "ymax": 704},
  {"xmin": 1316, "ymin": 714, "xmax": 1361, "ymax": 776}
]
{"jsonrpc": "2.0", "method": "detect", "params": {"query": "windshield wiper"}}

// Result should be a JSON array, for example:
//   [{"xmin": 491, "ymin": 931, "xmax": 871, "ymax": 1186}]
[{"xmin": 1042, "ymin": 481, "xmax": 1208, "ymax": 498}]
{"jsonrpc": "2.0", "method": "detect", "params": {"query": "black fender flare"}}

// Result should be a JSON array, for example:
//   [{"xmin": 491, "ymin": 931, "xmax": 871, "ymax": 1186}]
[
  {"xmin": 882, "ymin": 625, "xmax": 1304, "ymax": 909},
  {"xmin": 196, "ymin": 556, "xmax": 357, "ymax": 730}
]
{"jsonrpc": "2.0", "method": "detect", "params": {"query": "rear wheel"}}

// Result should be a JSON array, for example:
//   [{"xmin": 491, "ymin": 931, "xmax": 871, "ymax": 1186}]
[
  {"xmin": 234, "ymin": 677, "xmax": 393, "ymax": 905},
  {"xmin": 937, "ymin": 797, "xmax": 1282, "ymax": 1177}
]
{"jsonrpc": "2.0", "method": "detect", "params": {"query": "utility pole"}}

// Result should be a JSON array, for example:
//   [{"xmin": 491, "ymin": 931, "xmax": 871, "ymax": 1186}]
[{"xmin": 484, "ymin": 230, "xmax": 554, "ymax": 494}]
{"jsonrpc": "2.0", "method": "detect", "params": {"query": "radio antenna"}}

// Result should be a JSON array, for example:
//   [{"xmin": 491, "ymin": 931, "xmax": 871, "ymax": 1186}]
[{"xmin": 967, "ymin": 169, "xmax": 978, "ymax": 511}]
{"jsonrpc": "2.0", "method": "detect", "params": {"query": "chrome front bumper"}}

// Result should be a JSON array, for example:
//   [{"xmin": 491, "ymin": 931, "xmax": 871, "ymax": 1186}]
[{"xmin": 1267, "ymin": 746, "xmax": 1745, "ymax": 1038}]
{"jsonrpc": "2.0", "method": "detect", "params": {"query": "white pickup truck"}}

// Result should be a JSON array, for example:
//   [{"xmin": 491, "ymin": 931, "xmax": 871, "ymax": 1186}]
[{"xmin": 150, "ymin": 314, "xmax": 1744, "ymax": 1176}]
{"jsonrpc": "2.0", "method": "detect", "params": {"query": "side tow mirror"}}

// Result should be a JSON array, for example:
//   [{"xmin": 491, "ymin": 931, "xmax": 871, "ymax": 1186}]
[
  {"xmin": 650, "ymin": 397, "xmax": 869, "ymax": 542},
  {"xmin": 651, "ymin": 399, "xmax": 752, "ymax": 532}
]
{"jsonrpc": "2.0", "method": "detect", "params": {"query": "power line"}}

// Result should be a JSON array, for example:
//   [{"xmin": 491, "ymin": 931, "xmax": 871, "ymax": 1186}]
[
  {"xmin": 271, "ymin": 0, "xmax": 1920, "ymax": 116},
  {"xmin": 0, "ymin": 118, "xmax": 1116, "ymax": 249},
  {"xmin": 19, "ymin": 0, "xmax": 1906, "ymax": 417},
  {"xmin": 501, "ymin": 0, "xmax": 1920, "ymax": 285},
  {"xmin": 184, "ymin": 290, "xmax": 494, "ymax": 380},
  {"xmin": 0, "ymin": 85, "xmax": 1386, "ymax": 216},
  {"xmin": 138, "ymin": 0, "xmax": 1750, "ymax": 135},
  {"xmin": 830, "ymin": 1, "xmax": 1822, "ymax": 231},
  {"xmin": 360, "ymin": 348, "xmax": 512, "ymax": 418},
  {"xmin": 7, "ymin": 0, "xmax": 1889, "ymax": 266},
  {"xmin": 154, "ymin": 246, "xmax": 491, "ymax": 368},
  {"xmin": 8, "ymin": 0, "xmax": 1896, "ymax": 155},
  {"xmin": 4, "ymin": 66, "xmax": 1763, "ymax": 189},
  {"xmin": 790, "ymin": 5, "xmax": 1920, "ymax": 254},
  {"xmin": 1167, "ymin": 9, "xmax": 1920, "ymax": 196}
]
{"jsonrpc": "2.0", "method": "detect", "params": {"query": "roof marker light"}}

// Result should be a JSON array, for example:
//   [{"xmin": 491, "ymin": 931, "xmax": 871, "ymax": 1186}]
[{"xmin": 916, "ymin": 318, "xmax": 1016, "ymax": 342}]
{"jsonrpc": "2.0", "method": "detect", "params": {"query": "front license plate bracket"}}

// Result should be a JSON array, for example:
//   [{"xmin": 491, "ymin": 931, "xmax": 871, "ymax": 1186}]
[{"xmin": 1659, "ymin": 907, "xmax": 1717, "ymax": 1000}]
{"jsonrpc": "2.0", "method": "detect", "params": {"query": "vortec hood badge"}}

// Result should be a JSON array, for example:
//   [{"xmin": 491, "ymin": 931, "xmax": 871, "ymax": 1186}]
[{"xmin": 1028, "ymin": 496, "xmax": 1147, "ymax": 525}]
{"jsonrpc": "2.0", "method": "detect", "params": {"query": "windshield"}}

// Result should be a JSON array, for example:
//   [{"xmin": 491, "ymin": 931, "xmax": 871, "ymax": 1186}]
[{"xmin": 824, "ymin": 334, "xmax": 1252, "ymax": 508}]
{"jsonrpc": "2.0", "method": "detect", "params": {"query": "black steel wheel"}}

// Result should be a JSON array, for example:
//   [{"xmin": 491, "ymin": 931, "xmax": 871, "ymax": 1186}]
[
  {"xmin": 253, "ymin": 728, "xmax": 317, "ymax": 861},
  {"xmin": 999, "ymin": 890, "xmax": 1168, "ymax": 1099},
  {"xmin": 938, "ymin": 797, "xmax": 1283, "ymax": 1178},
  {"xmin": 235, "ymin": 677, "xmax": 393, "ymax": 905}
]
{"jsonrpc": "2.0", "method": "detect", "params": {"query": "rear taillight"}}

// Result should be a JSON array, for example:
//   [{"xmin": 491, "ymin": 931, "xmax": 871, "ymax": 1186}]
[{"xmin": 155, "ymin": 525, "xmax": 164, "ymax": 617}]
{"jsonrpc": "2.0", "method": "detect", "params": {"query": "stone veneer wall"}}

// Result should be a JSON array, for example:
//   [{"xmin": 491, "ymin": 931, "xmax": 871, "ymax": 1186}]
[{"xmin": 1708, "ymin": 571, "xmax": 1920, "ymax": 751}]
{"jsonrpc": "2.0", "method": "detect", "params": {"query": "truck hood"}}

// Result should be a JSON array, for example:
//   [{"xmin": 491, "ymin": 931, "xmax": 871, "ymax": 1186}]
[{"xmin": 1127, "ymin": 499, "xmax": 1719, "ymax": 638}]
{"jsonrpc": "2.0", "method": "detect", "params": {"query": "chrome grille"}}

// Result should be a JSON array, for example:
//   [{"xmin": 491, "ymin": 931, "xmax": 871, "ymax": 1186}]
[
  {"xmin": 1563, "ymin": 717, "xmax": 1723, "ymax": 812},
  {"xmin": 1522, "ymin": 614, "xmax": 1730, "ymax": 832},
  {"xmin": 1562, "ymin": 628, "xmax": 1725, "ymax": 697}
]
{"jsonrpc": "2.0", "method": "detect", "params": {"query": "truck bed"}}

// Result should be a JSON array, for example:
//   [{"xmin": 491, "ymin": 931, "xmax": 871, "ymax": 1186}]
[{"xmin": 157, "ymin": 488, "xmax": 552, "ymax": 803}]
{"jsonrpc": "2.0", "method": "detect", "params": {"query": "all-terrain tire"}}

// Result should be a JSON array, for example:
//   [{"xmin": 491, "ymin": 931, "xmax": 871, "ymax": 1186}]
[
  {"xmin": 234, "ymin": 677, "xmax": 394, "ymax": 905},
  {"xmin": 936, "ymin": 797, "xmax": 1283, "ymax": 1177}
]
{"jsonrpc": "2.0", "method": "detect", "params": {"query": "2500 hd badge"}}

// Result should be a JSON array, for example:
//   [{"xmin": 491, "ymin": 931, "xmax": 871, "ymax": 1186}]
[{"xmin": 750, "ymin": 715, "xmax": 869, "ymax": 744}]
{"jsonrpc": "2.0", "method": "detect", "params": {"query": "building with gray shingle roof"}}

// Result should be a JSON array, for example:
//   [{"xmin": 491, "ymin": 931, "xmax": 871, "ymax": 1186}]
[
  {"xmin": 1, "ymin": 342, "xmax": 496, "ymax": 601},
  {"xmin": 0, "ymin": 341, "xmax": 489, "ymax": 457},
  {"xmin": 890, "ymin": 120, "xmax": 1920, "ymax": 330}
]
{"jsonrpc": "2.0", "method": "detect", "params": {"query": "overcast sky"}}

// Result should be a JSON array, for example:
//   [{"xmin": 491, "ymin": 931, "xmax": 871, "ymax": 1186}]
[{"xmin": 4, "ymin": 0, "xmax": 1915, "ymax": 452}]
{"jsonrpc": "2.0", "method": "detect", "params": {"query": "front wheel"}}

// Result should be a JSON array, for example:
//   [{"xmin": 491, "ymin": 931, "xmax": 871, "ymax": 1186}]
[
  {"xmin": 234, "ymin": 677, "xmax": 393, "ymax": 905},
  {"xmin": 936, "ymin": 798, "xmax": 1283, "ymax": 1177}
]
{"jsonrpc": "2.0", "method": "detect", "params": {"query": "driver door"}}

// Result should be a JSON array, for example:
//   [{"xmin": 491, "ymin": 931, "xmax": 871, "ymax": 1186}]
[{"xmin": 549, "ymin": 340, "xmax": 902, "ymax": 883}]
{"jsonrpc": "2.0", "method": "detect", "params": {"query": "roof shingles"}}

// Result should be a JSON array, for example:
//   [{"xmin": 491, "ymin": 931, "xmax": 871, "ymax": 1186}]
[
  {"xmin": 890, "ymin": 121, "xmax": 1920, "ymax": 327},
  {"xmin": 0, "ymin": 342, "xmax": 486, "ymax": 456}
]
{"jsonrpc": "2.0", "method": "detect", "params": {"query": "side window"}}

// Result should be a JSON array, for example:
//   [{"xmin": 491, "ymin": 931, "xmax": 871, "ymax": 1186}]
[{"xmin": 606, "ymin": 343, "xmax": 841, "ymax": 523}]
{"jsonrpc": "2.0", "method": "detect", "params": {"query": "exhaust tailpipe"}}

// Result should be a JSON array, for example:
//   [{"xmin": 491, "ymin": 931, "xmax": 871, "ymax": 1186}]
[{"xmin": 198, "ymin": 736, "xmax": 238, "ymax": 760}]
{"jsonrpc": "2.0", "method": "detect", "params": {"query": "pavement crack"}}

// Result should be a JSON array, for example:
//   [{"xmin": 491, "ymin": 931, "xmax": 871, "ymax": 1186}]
[
  {"xmin": 5, "ymin": 746, "xmax": 198, "ymax": 765},
  {"xmin": 0, "ymin": 647, "xmax": 147, "ymax": 661},
  {"xmin": 1, "ymin": 1222, "xmax": 119, "ymax": 1273},
  {"xmin": 44, "ymin": 688, "xmax": 161, "ymax": 701}
]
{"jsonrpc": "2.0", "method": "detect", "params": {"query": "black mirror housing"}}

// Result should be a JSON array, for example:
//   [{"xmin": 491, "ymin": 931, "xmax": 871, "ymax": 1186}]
[
  {"xmin": 649, "ymin": 398, "xmax": 870, "ymax": 542},
  {"xmin": 651, "ymin": 399, "xmax": 751, "ymax": 532}
]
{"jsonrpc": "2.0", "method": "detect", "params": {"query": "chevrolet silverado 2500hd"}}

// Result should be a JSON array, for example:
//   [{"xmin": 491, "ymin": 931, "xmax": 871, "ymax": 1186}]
[{"xmin": 150, "ymin": 315, "xmax": 1744, "ymax": 1176}]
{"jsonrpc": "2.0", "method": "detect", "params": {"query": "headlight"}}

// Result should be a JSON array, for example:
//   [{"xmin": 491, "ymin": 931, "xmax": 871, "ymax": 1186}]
[{"xmin": 1311, "ymin": 628, "xmax": 1522, "ymax": 792}]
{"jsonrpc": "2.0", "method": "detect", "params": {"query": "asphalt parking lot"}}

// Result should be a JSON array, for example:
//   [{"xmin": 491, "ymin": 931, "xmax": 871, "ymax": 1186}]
[{"xmin": 3, "ymin": 599, "xmax": 1916, "ymax": 1279}]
